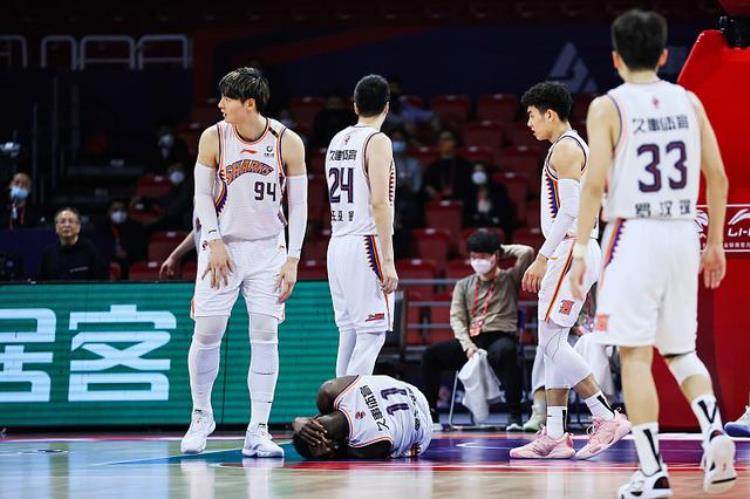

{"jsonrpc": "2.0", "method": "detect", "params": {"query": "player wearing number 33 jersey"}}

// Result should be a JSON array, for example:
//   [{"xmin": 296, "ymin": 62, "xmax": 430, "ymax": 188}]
[{"xmin": 326, "ymin": 75, "xmax": 397, "ymax": 379}]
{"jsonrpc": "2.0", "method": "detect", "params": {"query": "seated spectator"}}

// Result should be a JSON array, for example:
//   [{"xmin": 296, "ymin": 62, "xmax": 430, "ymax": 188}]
[
  {"xmin": 391, "ymin": 128, "xmax": 424, "ymax": 226},
  {"xmin": 39, "ymin": 207, "xmax": 108, "ymax": 281},
  {"xmin": 147, "ymin": 163, "xmax": 193, "ymax": 231},
  {"xmin": 423, "ymin": 130, "xmax": 472, "ymax": 203},
  {"xmin": 310, "ymin": 96, "xmax": 357, "ymax": 149},
  {"xmin": 145, "ymin": 121, "xmax": 190, "ymax": 175},
  {"xmin": 422, "ymin": 231, "xmax": 534, "ymax": 430},
  {"xmin": 465, "ymin": 163, "xmax": 516, "ymax": 235},
  {"xmin": 99, "ymin": 200, "xmax": 147, "ymax": 279},
  {"xmin": 384, "ymin": 77, "xmax": 435, "ymax": 136},
  {"xmin": 0, "ymin": 172, "xmax": 41, "ymax": 229}
]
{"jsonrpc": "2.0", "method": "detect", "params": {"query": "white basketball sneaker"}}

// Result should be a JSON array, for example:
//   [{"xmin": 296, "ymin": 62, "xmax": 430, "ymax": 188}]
[
  {"xmin": 701, "ymin": 432, "xmax": 737, "ymax": 494},
  {"xmin": 242, "ymin": 424, "xmax": 284, "ymax": 458},
  {"xmin": 180, "ymin": 409, "xmax": 216, "ymax": 454},
  {"xmin": 618, "ymin": 468, "xmax": 673, "ymax": 498}
]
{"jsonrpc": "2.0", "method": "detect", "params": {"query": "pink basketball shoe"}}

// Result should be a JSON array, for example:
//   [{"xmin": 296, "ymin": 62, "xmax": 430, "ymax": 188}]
[{"xmin": 509, "ymin": 428, "xmax": 575, "ymax": 459}]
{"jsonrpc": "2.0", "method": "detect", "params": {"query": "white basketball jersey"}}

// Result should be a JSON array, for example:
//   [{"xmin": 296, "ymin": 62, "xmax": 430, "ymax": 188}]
[
  {"xmin": 540, "ymin": 130, "xmax": 598, "ymax": 239},
  {"xmin": 334, "ymin": 375, "xmax": 431, "ymax": 458},
  {"xmin": 326, "ymin": 125, "xmax": 395, "ymax": 237},
  {"xmin": 605, "ymin": 81, "xmax": 701, "ymax": 221},
  {"xmin": 214, "ymin": 118, "xmax": 287, "ymax": 242}
]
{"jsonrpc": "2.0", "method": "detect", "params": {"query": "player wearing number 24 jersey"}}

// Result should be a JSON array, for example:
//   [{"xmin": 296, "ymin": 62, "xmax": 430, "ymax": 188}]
[
  {"xmin": 292, "ymin": 375, "xmax": 432, "ymax": 459},
  {"xmin": 325, "ymin": 75, "xmax": 398, "ymax": 379}
]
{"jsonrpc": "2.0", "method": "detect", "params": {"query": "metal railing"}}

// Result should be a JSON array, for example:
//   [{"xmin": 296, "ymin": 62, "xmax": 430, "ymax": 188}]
[
  {"xmin": 41, "ymin": 36, "xmax": 78, "ymax": 70},
  {"xmin": 137, "ymin": 34, "xmax": 191, "ymax": 69},
  {"xmin": 0, "ymin": 35, "xmax": 28, "ymax": 68}
]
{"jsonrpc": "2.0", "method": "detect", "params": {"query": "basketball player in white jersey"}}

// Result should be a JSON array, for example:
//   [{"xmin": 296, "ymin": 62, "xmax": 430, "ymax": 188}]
[
  {"xmin": 181, "ymin": 67, "xmax": 309, "ymax": 458},
  {"xmin": 291, "ymin": 374, "xmax": 432, "ymax": 459},
  {"xmin": 510, "ymin": 82, "xmax": 631, "ymax": 460},
  {"xmin": 570, "ymin": 10, "xmax": 735, "ymax": 497},
  {"xmin": 326, "ymin": 75, "xmax": 397, "ymax": 377}
]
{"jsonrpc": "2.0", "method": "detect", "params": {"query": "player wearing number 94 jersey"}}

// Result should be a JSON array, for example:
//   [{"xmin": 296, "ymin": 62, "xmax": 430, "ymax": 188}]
[
  {"xmin": 325, "ymin": 74, "xmax": 397, "ymax": 379},
  {"xmin": 292, "ymin": 375, "xmax": 432, "ymax": 459}
]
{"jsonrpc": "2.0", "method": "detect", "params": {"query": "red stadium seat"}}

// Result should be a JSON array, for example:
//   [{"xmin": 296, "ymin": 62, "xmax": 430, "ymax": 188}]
[
  {"xmin": 525, "ymin": 200, "xmax": 541, "ymax": 228},
  {"xmin": 129, "ymin": 261, "xmax": 161, "ymax": 281},
  {"xmin": 303, "ymin": 232, "xmax": 329, "ymax": 261},
  {"xmin": 572, "ymin": 92, "xmax": 597, "ymax": 122},
  {"xmin": 298, "ymin": 259, "xmax": 327, "ymax": 280},
  {"xmin": 458, "ymin": 227, "xmax": 506, "ymax": 257},
  {"xmin": 289, "ymin": 96, "xmax": 326, "ymax": 130},
  {"xmin": 446, "ymin": 258, "xmax": 472, "ymax": 280},
  {"xmin": 492, "ymin": 172, "xmax": 529, "ymax": 220},
  {"xmin": 307, "ymin": 175, "xmax": 328, "ymax": 224},
  {"xmin": 109, "ymin": 262, "xmax": 121, "ymax": 281},
  {"xmin": 408, "ymin": 146, "xmax": 439, "ymax": 169},
  {"xmin": 424, "ymin": 201, "xmax": 463, "ymax": 242},
  {"xmin": 477, "ymin": 94, "xmax": 519, "ymax": 123},
  {"xmin": 181, "ymin": 259, "xmax": 197, "ymax": 280},
  {"xmin": 464, "ymin": 120, "xmax": 505, "ymax": 150},
  {"xmin": 128, "ymin": 203, "xmax": 159, "ymax": 225},
  {"xmin": 502, "ymin": 121, "xmax": 540, "ymax": 148},
  {"xmin": 308, "ymin": 148, "xmax": 327, "ymax": 174},
  {"xmin": 513, "ymin": 227, "xmax": 545, "ymax": 251},
  {"xmin": 459, "ymin": 145, "xmax": 496, "ymax": 167},
  {"xmin": 148, "ymin": 231, "xmax": 188, "ymax": 262},
  {"xmin": 501, "ymin": 145, "xmax": 544, "ymax": 180},
  {"xmin": 431, "ymin": 94, "xmax": 471, "ymax": 129},
  {"xmin": 411, "ymin": 228, "xmax": 452, "ymax": 271},
  {"xmin": 396, "ymin": 258, "xmax": 437, "ymax": 300},
  {"xmin": 135, "ymin": 174, "xmax": 172, "ymax": 199},
  {"xmin": 427, "ymin": 292, "xmax": 455, "ymax": 344}
]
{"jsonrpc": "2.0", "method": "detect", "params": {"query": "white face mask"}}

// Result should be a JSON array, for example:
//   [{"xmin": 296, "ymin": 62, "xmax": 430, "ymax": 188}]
[
  {"xmin": 110, "ymin": 210, "xmax": 127, "ymax": 224},
  {"xmin": 169, "ymin": 171, "xmax": 185, "ymax": 185},
  {"xmin": 472, "ymin": 170, "xmax": 487, "ymax": 185},
  {"xmin": 470, "ymin": 258, "xmax": 495, "ymax": 275},
  {"xmin": 10, "ymin": 185, "xmax": 29, "ymax": 201},
  {"xmin": 477, "ymin": 198, "xmax": 492, "ymax": 214}
]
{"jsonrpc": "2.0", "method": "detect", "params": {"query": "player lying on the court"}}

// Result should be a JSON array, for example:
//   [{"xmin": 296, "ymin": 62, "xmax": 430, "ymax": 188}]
[{"xmin": 291, "ymin": 375, "xmax": 433, "ymax": 459}]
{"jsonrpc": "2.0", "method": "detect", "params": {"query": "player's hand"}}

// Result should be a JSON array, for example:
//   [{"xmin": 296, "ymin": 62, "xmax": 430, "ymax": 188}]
[
  {"xmin": 381, "ymin": 261, "xmax": 399, "ymax": 294},
  {"xmin": 276, "ymin": 257, "xmax": 299, "ymax": 303},
  {"xmin": 159, "ymin": 254, "xmax": 178, "ymax": 280},
  {"xmin": 466, "ymin": 346, "xmax": 478, "ymax": 359},
  {"xmin": 202, "ymin": 239, "xmax": 233, "ymax": 289},
  {"xmin": 569, "ymin": 258, "xmax": 587, "ymax": 300},
  {"xmin": 522, "ymin": 255, "xmax": 547, "ymax": 294},
  {"xmin": 700, "ymin": 242, "xmax": 726, "ymax": 289},
  {"xmin": 298, "ymin": 418, "xmax": 329, "ymax": 446}
]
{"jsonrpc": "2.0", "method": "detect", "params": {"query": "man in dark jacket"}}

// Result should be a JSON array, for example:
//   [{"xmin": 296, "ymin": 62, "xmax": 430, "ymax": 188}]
[{"xmin": 39, "ymin": 207, "xmax": 108, "ymax": 281}]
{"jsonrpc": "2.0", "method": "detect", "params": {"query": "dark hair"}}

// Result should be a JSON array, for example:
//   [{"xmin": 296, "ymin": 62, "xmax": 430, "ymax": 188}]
[
  {"xmin": 54, "ymin": 206, "xmax": 81, "ymax": 223},
  {"xmin": 521, "ymin": 81, "xmax": 573, "ymax": 122},
  {"xmin": 218, "ymin": 67, "xmax": 270, "ymax": 112},
  {"xmin": 466, "ymin": 230, "xmax": 501, "ymax": 255},
  {"xmin": 354, "ymin": 74, "xmax": 390, "ymax": 117},
  {"xmin": 611, "ymin": 9, "xmax": 668, "ymax": 71},
  {"xmin": 292, "ymin": 433, "xmax": 315, "ymax": 459}
]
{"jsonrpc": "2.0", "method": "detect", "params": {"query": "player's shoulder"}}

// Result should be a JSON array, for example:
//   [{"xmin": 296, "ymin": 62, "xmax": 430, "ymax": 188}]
[
  {"xmin": 366, "ymin": 131, "xmax": 392, "ymax": 153},
  {"xmin": 587, "ymin": 94, "xmax": 619, "ymax": 121}
]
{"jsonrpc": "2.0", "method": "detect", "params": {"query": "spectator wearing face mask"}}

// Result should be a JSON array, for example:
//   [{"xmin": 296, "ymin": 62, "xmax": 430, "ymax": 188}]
[
  {"xmin": 99, "ymin": 200, "xmax": 147, "ymax": 278},
  {"xmin": 384, "ymin": 78, "xmax": 435, "ymax": 136},
  {"xmin": 147, "ymin": 163, "xmax": 193, "ymax": 231},
  {"xmin": 423, "ymin": 130, "xmax": 472, "ymax": 203},
  {"xmin": 145, "ymin": 122, "xmax": 190, "ymax": 174},
  {"xmin": 1, "ymin": 172, "xmax": 40, "ymax": 229},
  {"xmin": 466, "ymin": 163, "xmax": 516, "ymax": 235},
  {"xmin": 39, "ymin": 207, "xmax": 108, "ymax": 281},
  {"xmin": 421, "ymin": 230, "xmax": 534, "ymax": 430}
]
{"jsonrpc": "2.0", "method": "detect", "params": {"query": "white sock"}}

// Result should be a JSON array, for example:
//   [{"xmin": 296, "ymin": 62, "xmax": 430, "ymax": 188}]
[
  {"xmin": 584, "ymin": 390, "xmax": 615, "ymax": 420},
  {"xmin": 546, "ymin": 406, "xmax": 567, "ymax": 439},
  {"xmin": 188, "ymin": 316, "xmax": 228, "ymax": 413},
  {"xmin": 632, "ymin": 422, "xmax": 663, "ymax": 475},
  {"xmin": 336, "ymin": 328, "xmax": 356, "ymax": 377},
  {"xmin": 691, "ymin": 394, "xmax": 724, "ymax": 443},
  {"xmin": 248, "ymin": 314, "xmax": 279, "ymax": 429},
  {"xmin": 346, "ymin": 331, "xmax": 386, "ymax": 375}
]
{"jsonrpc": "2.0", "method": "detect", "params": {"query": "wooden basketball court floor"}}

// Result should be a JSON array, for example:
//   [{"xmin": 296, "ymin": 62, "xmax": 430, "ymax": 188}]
[{"xmin": 1, "ymin": 431, "xmax": 748, "ymax": 499}]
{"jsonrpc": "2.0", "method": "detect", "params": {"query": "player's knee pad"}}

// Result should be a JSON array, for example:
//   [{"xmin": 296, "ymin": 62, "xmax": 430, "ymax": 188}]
[
  {"xmin": 666, "ymin": 352, "xmax": 709, "ymax": 385},
  {"xmin": 193, "ymin": 315, "xmax": 228, "ymax": 348},
  {"xmin": 249, "ymin": 313, "xmax": 279, "ymax": 344}
]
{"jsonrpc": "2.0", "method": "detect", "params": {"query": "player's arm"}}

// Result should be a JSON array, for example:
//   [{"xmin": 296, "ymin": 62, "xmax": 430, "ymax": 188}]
[
  {"xmin": 688, "ymin": 91, "xmax": 729, "ymax": 289},
  {"xmin": 315, "ymin": 376, "xmax": 359, "ymax": 414},
  {"xmin": 194, "ymin": 127, "xmax": 233, "ymax": 289},
  {"xmin": 522, "ymin": 141, "xmax": 583, "ymax": 294},
  {"xmin": 346, "ymin": 440, "xmax": 392, "ymax": 459},
  {"xmin": 159, "ymin": 230, "xmax": 196, "ymax": 280},
  {"xmin": 278, "ymin": 129, "xmax": 308, "ymax": 302},
  {"xmin": 367, "ymin": 133, "xmax": 398, "ymax": 294},
  {"xmin": 570, "ymin": 96, "xmax": 618, "ymax": 299}
]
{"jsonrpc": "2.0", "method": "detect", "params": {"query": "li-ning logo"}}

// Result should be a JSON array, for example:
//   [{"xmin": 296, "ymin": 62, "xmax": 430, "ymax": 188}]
[
  {"xmin": 696, "ymin": 204, "xmax": 750, "ymax": 252},
  {"xmin": 366, "ymin": 313, "xmax": 385, "ymax": 322},
  {"xmin": 355, "ymin": 411, "xmax": 366, "ymax": 420}
]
